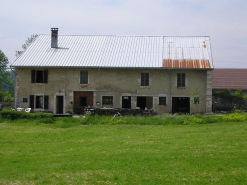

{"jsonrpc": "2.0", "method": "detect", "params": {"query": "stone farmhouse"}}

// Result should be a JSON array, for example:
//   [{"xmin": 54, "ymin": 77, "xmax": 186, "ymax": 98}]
[{"xmin": 11, "ymin": 28, "xmax": 213, "ymax": 115}]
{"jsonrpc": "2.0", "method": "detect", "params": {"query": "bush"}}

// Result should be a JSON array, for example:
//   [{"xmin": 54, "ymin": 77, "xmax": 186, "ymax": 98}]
[{"xmin": 0, "ymin": 110, "xmax": 54, "ymax": 123}]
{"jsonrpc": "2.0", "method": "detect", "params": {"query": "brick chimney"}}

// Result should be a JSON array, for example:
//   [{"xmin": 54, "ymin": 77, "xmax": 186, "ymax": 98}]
[{"xmin": 51, "ymin": 28, "xmax": 58, "ymax": 48}]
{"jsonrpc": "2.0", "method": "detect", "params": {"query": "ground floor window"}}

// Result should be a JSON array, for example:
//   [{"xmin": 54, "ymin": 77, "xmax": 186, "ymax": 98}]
[
  {"xmin": 30, "ymin": 95, "xmax": 49, "ymax": 109},
  {"xmin": 36, "ymin": 96, "xmax": 43, "ymax": 108},
  {"xmin": 23, "ymin": 98, "xmax": 28, "ymax": 103},
  {"xmin": 159, "ymin": 97, "xmax": 166, "ymax": 106},
  {"xmin": 102, "ymin": 96, "xmax": 113, "ymax": 105}
]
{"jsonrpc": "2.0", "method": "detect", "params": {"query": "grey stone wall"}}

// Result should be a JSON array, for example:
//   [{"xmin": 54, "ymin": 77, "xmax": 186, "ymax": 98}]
[
  {"xmin": 213, "ymin": 96, "xmax": 247, "ymax": 111},
  {"xmin": 15, "ymin": 67, "xmax": 211, "ymax": 114}
]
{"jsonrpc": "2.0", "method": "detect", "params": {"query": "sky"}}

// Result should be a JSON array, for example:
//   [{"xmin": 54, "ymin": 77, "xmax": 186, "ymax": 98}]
[{"xmin": 1, "ymin": 0, "xmax": 247, "ymax": 68}]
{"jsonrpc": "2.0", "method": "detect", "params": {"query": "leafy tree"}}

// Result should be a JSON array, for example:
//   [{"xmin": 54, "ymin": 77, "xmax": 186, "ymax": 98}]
[
  {"xmin": 4, "ymin": 91, "xmax": 14, "ymax": 102},
  {"xmin": 235, "ymin": 88, "xmax": 244, "ymax": 98},
  {"xmin": 15, "ymin": 34, "xmax": 38, "ymax": 58},
  {"xmin": 0, "ymin": 50, "xmax": 15, "ymax": 102},
  {"xmin": 0, "ymin": 50, "xmax": 9, "ymax": 90}
]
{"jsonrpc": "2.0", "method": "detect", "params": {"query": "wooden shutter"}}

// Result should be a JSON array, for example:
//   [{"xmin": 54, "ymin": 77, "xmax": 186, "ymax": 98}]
[
  {"xmin": 30, "ymin": 95, "xmax": 34, "ymax": 109},
  {"xmin": 44, "ymin": 70, "xmax": 48, "ymax": 83},
  {"xmin": 146, "ymin": 97, "xmax": 153, "ymax": 109},
  {"xmin": 31, "ymin": 70, "xmax": 35, "ymax": 83},
  {"xmin": 44, "ymin": 95, "xmax": 49, "ymax": 109}
]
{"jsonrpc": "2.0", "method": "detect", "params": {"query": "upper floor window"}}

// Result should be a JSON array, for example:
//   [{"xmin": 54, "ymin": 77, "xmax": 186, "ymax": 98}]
[
  {"xmin": 141, "ymin": 72, "xmax": 149, "ymax": 86},
  {"xmin": 80, "ymin": 71, "xmax": 88, "ymax": 84},
  {"xmin": 177, "ymin": 73, "xmax": 185, "ymax": 87},
  {"xmin": 31, "ymin": 70, "xmax": 48, "ymax": 83}
]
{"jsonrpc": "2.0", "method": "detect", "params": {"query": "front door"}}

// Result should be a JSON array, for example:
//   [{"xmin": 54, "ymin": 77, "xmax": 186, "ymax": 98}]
[
  {"xmin": 74, "ymin": 91, "xmax": 93, "ymax": 114},
  {"xmin": 56, "ymin": 96, "xmax": 64, "ymax": 114}
]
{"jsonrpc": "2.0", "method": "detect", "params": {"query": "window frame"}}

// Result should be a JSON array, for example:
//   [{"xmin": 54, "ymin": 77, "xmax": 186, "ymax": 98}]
[
  {"xmin": 177, "ymin": 73, "xmax": 186, "ymax": 87},
  {"xmin": 159, "ymin": 97, "xmax": 166, "ymax": 106},
  {"xmin": 102, "ymin": 96, "xmax": 113, "ymax": 105},
  {"xmin": 30, "ymin": 95, "xmax": 49, "ymax": 110},
  {"xmin": 80, "ymin": 70, "xmax": 89, "ymax": 85},
  {"xmin": 141, "ymin": 72, "xmax": 149, "ymax": 86},
  {"xmin": 31, "ymin": 70, "xmax": 48, "ymax": 84},
  {"xmin": 23, "ymin": 98, "xmax": 28, "ymax": 103}
]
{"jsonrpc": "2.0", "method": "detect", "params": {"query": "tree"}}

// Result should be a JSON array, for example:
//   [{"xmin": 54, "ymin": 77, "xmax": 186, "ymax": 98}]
[
  {"xmin": 15, "ymin": 34, "xmax": 38, "ymax": 58},
  {"xmin": 0, "ymin": 50, "xmax": 9, "ymax": 90},
  {"xmin": 0, "ymin": 50, "xmax": 14, "ymax": 102}
]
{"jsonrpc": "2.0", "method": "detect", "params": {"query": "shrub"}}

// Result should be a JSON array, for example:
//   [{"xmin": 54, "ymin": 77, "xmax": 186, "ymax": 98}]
[{"xmin": 0, "ymin": 110, "xmax": 54, "ymax": 123}]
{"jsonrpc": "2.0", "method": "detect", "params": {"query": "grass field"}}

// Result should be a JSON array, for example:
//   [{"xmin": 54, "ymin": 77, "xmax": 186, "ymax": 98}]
[{"xmin": 0, "ymin": 118, "xmax": 247, "ymax": 184}]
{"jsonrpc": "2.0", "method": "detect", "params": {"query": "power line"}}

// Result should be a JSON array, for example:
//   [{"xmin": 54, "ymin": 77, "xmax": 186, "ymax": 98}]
[{"xmin": 215, "ymin": 61, "xmax": 247, "ymax": 64}]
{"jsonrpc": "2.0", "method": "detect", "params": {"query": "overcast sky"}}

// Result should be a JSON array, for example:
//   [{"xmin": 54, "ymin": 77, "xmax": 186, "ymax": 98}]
[{"xmin": 1, "ymin": 0, "xmax": 247, "ymax": 68}]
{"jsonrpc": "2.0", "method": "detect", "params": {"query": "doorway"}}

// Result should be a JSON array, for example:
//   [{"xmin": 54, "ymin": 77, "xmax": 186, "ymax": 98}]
[
  {"xmin": 137, "ymin": 96, "xmax": 153, "ymax": 110},
  {"xmin": 74, "ymin": 91, "xmax": 93, "ymax": 114},
  {"xmin": 172, "ymin": 97, "xmax": 190, "ymax": 114},
  {"xmin": 122, "ymin": 96, "xmax": 131, "ymax": 109},
  {"xmin": 56, "ymin": 96, "xmax": 64, "ymax": 114}
]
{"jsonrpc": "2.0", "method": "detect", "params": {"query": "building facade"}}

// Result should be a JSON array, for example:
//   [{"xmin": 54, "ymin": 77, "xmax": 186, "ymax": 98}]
[{"xmin": 11, "ymin": 29, "xmax": 213, "ymax": 114}]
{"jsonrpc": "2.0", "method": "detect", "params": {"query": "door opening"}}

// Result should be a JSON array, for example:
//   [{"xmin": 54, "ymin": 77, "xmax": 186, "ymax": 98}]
[
  {"xmin": 122, "ymin": 96, "xmax": 131, "ymax": 109},
  {"xmin": 56, "ymin": 96, "xmax": 64, "ymax": 114},
  {"xmin": 172, "ymin": 97, "xmax": 190, "ymax": 114},
  {"xmin": 74, "ymin": 91, "xmax": 93, "ymax": 114}
]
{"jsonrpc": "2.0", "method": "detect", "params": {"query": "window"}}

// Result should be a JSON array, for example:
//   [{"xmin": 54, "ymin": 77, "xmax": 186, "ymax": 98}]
[
  {"xmin": 141, "ymin": 72, "xmax": 149, "ymax": 86},
  {"xmin": 194, "ymin": 97, "xmax": 199, "ymax": 104},
  {"xmin": 36, "ymin": 96, "xmax": 43, "ymax": 108},
  {"xmin": 159, "ymin": 97, "xmax": 166, "ymax": 106},
  {"xmin": 80, "ymin": 71, "xmax": 88, "ymax": 84},
  {"xmin": 80, "ymin": 97, "xmax": 88, "ymax": 106},
  {"xmin": 177, "ymin": 73, "xmax": 185, "ymax": 87},
  {"xmin": 102, "ymin": 96, "xmax": 113, "ymax": 105},
  {"xmin": 31, "ymin": 70, "xmax": 48, "ymax": 83},
  {"xmin": 30, "ymin": 95, "xmax": 49, "ymax": 109},
  {"xmin": 23, "ymin": 98, "xmax": 28, "ymax": 103}
]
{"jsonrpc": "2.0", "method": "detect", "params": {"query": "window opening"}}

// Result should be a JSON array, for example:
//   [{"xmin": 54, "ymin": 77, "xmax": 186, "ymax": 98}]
[
  {"xmin": 177, "ymin": 73, "xmax": 185, "ymax": 87},
  {"xmin": 36, "ymin": 96, "xmax": 43, "ymax": 108},
  {"xmin": 23, "ymin": 98, "xmax": 28, "ymax": 103},
  {"xmin": 80, "ymin": 71, "xmax": 88, "ymax": 84},
  {"xmin": 102, "ymin": 96, "xmax": 113, "ymax": 105},
  {"xmin": 141, "ymin": 72, "xmax": 149, "ymax": 86},
  {"xmin": 159, "ymin": 97, "xmax": 166, "ymax": 105},
  {"xmin": 31, "ymin": 70, "xmax": 48, "ymax": 83}
]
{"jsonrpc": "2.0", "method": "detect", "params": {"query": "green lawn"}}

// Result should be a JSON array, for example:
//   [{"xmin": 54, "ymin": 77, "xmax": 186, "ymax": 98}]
[{"xmin": 0, "ymin": 120, "xmax": 247, "ymax": 184}]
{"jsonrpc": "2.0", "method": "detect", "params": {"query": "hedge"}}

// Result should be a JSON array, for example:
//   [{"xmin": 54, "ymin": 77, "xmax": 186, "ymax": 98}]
[{"xmin": 0, "ymin": 110, "xmax": 54, "ymax": 121}]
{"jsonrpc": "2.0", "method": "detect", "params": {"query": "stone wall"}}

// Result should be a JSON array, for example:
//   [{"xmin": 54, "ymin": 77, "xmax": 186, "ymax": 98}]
[
  {"xmin": 15, "ymin": 67, "xmax": 210, "ymax": 114},
  {"xmin": 213, "ymin": 96, "xmax": 247, "ymax": 111}
]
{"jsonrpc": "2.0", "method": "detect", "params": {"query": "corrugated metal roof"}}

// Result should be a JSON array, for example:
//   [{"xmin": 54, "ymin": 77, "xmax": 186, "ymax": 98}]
[
  {"xmin": 163, "ymin": 59, "xmax": 211, "ymax": 69},
  {"xmin": 11, "ymin": 35, "xmax": 213, "ymax": 69},
  {"xmin": 213, "ymin": 69, "xmax": 247, "ymax": 90}
]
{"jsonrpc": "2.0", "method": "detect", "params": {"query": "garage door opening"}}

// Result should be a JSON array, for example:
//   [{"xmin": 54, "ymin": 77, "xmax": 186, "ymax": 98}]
[{"xmin": 172, "ymin": 97, "xmax": 190, "ymax": 114}]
